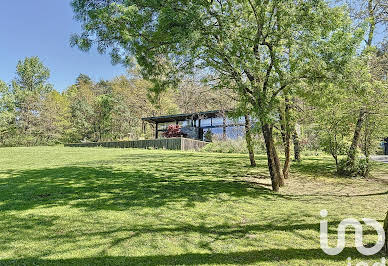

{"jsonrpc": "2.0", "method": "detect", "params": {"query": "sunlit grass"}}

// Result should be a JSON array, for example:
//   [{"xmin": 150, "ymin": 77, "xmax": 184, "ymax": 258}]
[{"xmin": 0, "ymin": 146, "xmax": 386, "ymax": 265}]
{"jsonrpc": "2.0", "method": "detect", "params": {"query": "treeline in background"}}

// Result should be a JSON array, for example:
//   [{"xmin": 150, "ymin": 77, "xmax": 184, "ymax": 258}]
[{"xmin": 0, "ymin": 57, "xmax": 233, "ymax": 147}]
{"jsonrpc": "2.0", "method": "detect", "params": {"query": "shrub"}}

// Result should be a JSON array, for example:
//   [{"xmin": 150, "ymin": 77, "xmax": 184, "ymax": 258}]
[
  {"xmin": 337, "ymin": 157, "xmax": 370, "ymax": 178},
  {"xmin": 162, "ymin": 125, "xmax": 187, "ymax": 138}
]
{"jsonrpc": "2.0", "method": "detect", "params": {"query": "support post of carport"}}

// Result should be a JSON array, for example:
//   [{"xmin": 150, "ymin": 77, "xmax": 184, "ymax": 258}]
[
  {"xmin": 155, "ymin": 123, "xmax": 159, "ymax": 139},
  {"xmin": 223, "ymin": 115, "xmax": 227, "ymax": 139},
  {"xmin": 142, "ymin": 121, "xmax": 145, "ymax": 135},
  {"xmin": 198, "ymin": 118, "xmax": 202, "ymax": 140}
]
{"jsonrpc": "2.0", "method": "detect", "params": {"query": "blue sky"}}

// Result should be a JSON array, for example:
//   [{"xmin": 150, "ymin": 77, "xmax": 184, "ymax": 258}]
[{"xmin": 0, "ymin": 1, "xmax": 126, "ymax": 92}]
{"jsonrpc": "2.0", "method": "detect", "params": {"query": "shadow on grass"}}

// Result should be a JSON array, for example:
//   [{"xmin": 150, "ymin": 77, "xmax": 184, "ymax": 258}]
[
  {"xmin": 0, "ymin": 248, "xmax": 382, "ymax": 265},
  {"xmin": 90, "ymin": 152, "xmax": 270, "ymax": 176},
  {"xmin": 1, "ymin": 151, "xmax": 386, "ymax": 265},
  {"xmin": 0, "ymin": 166, "xmax": 280, "ymax": 212},
  {"xmin": 0, "ymin": 213, "xmax": 383, "ymax": 265},
  {"xmin": 290, "ymin": 159, "xmax": 337, "ymax": 178},
  {"xmin": 284, "ymin": 190, "xmax": 388, "ymax": 199},
  {"xmin": 63, "ymin": 220, "xmax": 380, "ymax": 245},
  {"xmin": 291, "ymin": 156, "xmax": 388, "ymax": 181}
]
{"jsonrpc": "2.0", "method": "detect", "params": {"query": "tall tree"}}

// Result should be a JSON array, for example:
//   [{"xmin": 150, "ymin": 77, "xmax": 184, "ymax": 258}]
[
  {"xmin": 39, "ymin": 91, "xmax": 71, "ymax": 144},
  {"xmin": 110, "ymin": 76, "xmax": 155, "ymax": 140},
  {"xmin": 71, "ymin": 0, "xmax": 362, "ymax": 191},
  {"xmin": 93, "ymin": 81, "xmax": 114, "ymax": 141},
  {"xmin": 0, "ymin": 81, "xmax": 16, "ymax": 145},
  {"xmin": 344, "ymin": 0, "xmax": 387, "ymax": 45},
  {"xmin": 279, "ymin": 96, "xmax": 292, "ymax": 179},
  {"xmin": 342, "ymin": 0, "xmax": 388, "ymax": 173},
  {"xmin": 11, "ymin": 57, "xmax": 53, "ymax": 144},
  {"xmin": 358, "ymin": 46, "xmax": 388, "ymax": 176},
  {"xmin": 66, "ymin": 74, "xmax": 95, "ymax": 141}
]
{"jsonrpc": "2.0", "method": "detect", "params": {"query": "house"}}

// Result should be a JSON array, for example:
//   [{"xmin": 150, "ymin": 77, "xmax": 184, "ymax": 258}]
[
  {"xmin": 142, "ymin": 110, "xmax": 246, "ymax": 141},
  {"xmin": 66, "ymin": 110, "xmax": 248, "ymax": 151}
]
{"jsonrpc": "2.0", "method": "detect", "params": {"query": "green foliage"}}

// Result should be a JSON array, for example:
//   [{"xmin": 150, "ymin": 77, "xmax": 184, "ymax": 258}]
[
  {"xmin": 319, "ymin": 133, "xmax": 350, "ymax": 159},
  {"xmin": 70, "ymin": 0, "xmax": 364, "ymax": 188},
  {"xmin": 314, "ymin": 93, "xmax": 353, "ymax": 166},
  {"xmin": 1, "ymin": 62, "xmax": 231, "ymax": 146},
  {"xmin": 0, "ymin": 81, "xmax": 16, "ymax": 139},
  {"xmin": 0, "ymin": 57, "xmax": 57, "ymax": 146},
  {"xmin": 109, "ymin": 76, "xmax": 154, "ymax": 140},
  {"xmin": 63, "ymin": 74, "xmax": 181, "ymax": 143},
  {"xmin": 337, "ymin": 157, "xmax": 369, "ymax": 177},
  {"xmin": 297, "ymin": 49, "xmax": 388, "ymax": 175},
  {"xmin": 39, "ymin": 91, "xmax": 72, "ymax": 144},
  {"xmin": 12, "ymin": 56, "xmax": 52, "ymax": 95},
  {"xmin": 71, "ymin": 0, "xmax": 362, "ymax": 124},
  {"xmin": 65, "ymin": 76, "xmax": 95, "ymax": 141}
]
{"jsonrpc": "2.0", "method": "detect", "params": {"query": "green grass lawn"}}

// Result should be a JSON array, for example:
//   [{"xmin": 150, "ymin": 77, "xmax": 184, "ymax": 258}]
[{"xmin": 0, "ymin": 146, "xmax": 387, "ymax": 265}]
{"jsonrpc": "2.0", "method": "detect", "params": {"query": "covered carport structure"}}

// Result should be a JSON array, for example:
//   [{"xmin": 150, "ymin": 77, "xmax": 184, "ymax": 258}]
[{"xmin": 142, "ymin": 110, "xmax": 244, "ymax": 140}]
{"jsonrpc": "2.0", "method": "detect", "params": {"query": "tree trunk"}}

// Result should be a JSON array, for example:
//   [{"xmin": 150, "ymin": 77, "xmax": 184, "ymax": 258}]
[
  {"xmin": 334, "ymin": 154, "xmax": 338, "ymax": 169},
  {"xmin": 262, "ymin": 123, "xmax": 284, "ymax": 191},
  {"xmin": 362, "ymin": 114, "xmax": 373, "ymax": 178},
  {"xmin": 367, "ymin": 0, "xmax": 375, "ymax": 47},
  {"xmin": 344, "ymin": 0, "xmax": 373, "ymax": 172},
  {"xmin": 384, "ymin": 210, "xmax": 388, "ymax": 254},
  {"xmin": 332, "ymin": 135, "xmax": 340, "ymax": 172},
  {"xmin": 293, "ymin": 129, "xmax": 301, "ymax": 162},
  {"xmin": 279, "ymin": 119, "xmax": 291, "ymax": 179},
  {"xmin": 346, "ymin": 110, "xmax": 366, "ymax": 170},
  {"xmin": 279, "ymin": 97, "xmax": 292, "ymax": 179},
  {"xmin": 244, "ymin": 115, "xmax": 256, "ymax": 167}
]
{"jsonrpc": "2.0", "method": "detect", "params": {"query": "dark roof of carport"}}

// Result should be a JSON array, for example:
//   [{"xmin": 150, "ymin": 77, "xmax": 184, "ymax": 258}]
[{"xmin": 142, "ymin": 110, "xmax": 227, "ymax": 124}]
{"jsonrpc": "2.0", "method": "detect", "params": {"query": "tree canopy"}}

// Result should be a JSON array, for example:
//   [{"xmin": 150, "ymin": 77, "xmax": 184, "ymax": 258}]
[{"xmin": 71, "ymin": 0, "xmax": 364, "ymax": 191}]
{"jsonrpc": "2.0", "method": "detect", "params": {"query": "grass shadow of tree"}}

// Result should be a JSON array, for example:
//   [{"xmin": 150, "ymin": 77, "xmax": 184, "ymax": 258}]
[
  {"xmin": 0, "ymin": 166, "xmax": 281, "ymax": 212},
  {"xmin": 0, "ymin": 247, "xmax": 382, "ymax": 265}
]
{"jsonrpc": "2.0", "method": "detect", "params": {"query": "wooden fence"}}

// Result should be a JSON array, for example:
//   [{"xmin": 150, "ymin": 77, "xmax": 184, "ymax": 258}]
[{"xmin": 64, "ymin": 137, "xmax": 208, "ymax": 151}]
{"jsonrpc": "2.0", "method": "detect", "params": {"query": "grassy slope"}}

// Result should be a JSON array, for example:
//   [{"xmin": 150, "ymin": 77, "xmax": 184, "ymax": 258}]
[{"xmin": 0, "ymin": 146, "xmax": 387, "ymax": 265}]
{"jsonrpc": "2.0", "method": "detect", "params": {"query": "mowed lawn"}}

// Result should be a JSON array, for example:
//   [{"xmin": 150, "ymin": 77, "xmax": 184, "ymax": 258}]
[{"xmin": 0, "ymin": 147, "xmax": 387, "ymax": 265}]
